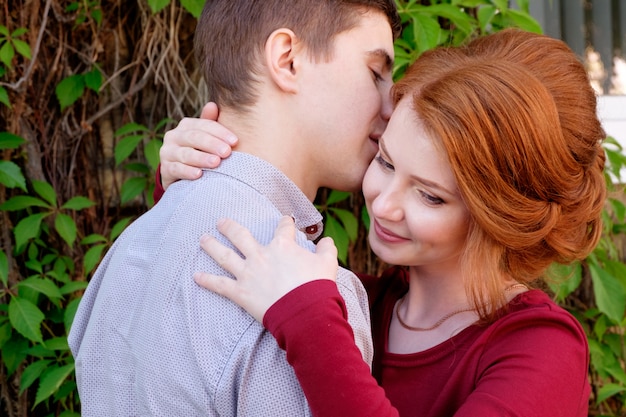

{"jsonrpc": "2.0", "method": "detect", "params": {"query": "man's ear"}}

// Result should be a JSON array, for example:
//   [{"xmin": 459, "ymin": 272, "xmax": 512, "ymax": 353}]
[{"xmin": 264, "ymin": 28, "xmax": 300, "ymax": 94}]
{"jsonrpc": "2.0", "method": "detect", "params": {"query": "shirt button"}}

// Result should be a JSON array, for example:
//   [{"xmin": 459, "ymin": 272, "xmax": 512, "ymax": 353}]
[{"xmin": 305, "ymin": 225, "xmax": 318, "ymax": 235}]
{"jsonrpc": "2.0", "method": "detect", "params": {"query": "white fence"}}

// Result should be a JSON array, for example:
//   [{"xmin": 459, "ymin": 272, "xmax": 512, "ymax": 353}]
[{"xmin": 598, "ymin": 96, "xmax": 626, "ymax": 148}]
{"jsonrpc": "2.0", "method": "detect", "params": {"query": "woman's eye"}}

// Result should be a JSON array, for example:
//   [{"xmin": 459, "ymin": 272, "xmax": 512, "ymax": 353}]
[
  {"xmin": 420, "ymin": 191, "xmax": 444, "ymax": 206},
  {"xmin": 375, "ymin": 154, "xmax": 394, "ymax": 171}
]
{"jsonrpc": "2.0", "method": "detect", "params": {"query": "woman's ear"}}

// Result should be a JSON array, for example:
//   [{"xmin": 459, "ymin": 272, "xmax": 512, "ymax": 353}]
[{"xmin": 264, "ymin": 28, "xmax": 300, "ymax": 94}]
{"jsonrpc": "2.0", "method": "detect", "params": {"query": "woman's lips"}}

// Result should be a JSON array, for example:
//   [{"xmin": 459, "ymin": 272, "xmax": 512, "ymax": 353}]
[{"xmin": 373, "ymin": 219, "xmax": 409, "ymax": 243}]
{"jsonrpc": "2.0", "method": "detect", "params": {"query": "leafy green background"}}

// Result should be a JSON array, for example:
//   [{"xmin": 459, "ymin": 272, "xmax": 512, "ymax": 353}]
[{"xmin": 1, "ymin": 0, "xmax": 625, "ymax": 415}]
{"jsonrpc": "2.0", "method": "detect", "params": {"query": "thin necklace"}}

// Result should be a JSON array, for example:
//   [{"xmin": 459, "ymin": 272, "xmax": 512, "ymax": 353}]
[
  {"xmin": 395, "ymin": 283, "xmax": 528, "ymax": 332},
  {"xmin": 395, "ymin": 297, "xmax": 474, "ymax": 332}
]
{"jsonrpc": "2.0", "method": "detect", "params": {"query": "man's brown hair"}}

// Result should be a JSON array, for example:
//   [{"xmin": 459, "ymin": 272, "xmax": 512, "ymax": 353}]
[{"xmin": 195, "ymin": 0, "xmax": 400, "ymax": 110}]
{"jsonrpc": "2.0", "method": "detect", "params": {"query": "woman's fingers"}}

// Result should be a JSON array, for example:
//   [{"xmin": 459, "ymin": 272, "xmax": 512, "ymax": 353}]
[
  {"xmin": 272, "ymin": 215, "xmax": 297, "ymax": 242},
  {"xmin": 159, "ymin": 105, "xmax": 238, "ymax": 189},
  {"xmin": 200, "ymin": 102, "xmax": 219, "ymax": 120},
  {"xmin": 315, "ymin": 236, "xmax": 339, "ymax": 267},
  {"xmin": 215, "ymin": 218, "xmax": 265, "ymax": 259},
  {"xmin": 199, "ymin": 234, "xmax": 245, "ymax": 276},
  {"xmin": 195, "ymin": 216, "xmax": 339, "ymax": 323}
]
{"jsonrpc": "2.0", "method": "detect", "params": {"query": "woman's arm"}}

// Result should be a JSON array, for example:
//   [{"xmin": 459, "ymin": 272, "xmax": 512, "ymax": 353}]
[{"xmin": 194, "ymin": 216, "xmax": 399, "ymax": 417}]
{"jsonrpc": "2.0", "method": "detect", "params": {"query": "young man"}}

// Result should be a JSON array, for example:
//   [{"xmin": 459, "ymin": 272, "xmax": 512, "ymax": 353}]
[{"xmin": 68, "ymin": 1, "xmax": 401, "ymax": 416}]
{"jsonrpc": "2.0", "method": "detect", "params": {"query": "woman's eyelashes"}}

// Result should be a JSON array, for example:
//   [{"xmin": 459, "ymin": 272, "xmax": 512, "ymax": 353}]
[
  {"xmin": 375, "ymin": 153, "xmax": 445, "ymax": 206},
  {"xmin": 418, "ymin": 190, "xmax": 444, "ymax": 206},
  {"xmin": 375, "ymin": 154, "xmax": 394, "ymax": 171}
]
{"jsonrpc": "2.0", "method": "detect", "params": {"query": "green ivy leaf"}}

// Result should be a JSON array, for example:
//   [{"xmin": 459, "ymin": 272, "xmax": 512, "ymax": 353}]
[
  {"xmin": 11, "ymin": 27, "xmax": 28, "ymax": 37},
  {"xmin": 330, "ymin": 207, "xmax": 358, "ymax": 242},
  {"xmin": 91, "ymin": 9, "xmax": 103, "ymax": 26},
  {"xmin": 115, "ymin": 134, "xmax": 145, "ymax": 165},
  {"xmin": 56, "ymin": 74, "xmax": 85, "ymax": 111},
  {"xmin": 34, "ymin": 363, "xmax": 75, "ymax": 407},
  {"xmin": 597, "ymin": 383, "xmax": 626, "ymax": 404},
  {"xmin": 55, "ymin": 213, "xmax": 77, "ymax": 247},
  {"xmin": 17, "ymin": 277, "xmax": 64, "ymax": 301},
  {"xmin": 0, "ymin": 321, "xmax": 11, "ymax": 348},
  {"xmin": 59, "ymin": 280, "xmax": 88, "ymax": 295},
  {"xmin": 111, "ymin": 217, "xmax": 133, "ymax": 240},
  {"xmin": 179, "ymin": 0, "xmax": 204, "ymax": 17},
  {"xmin": 8, "ymin": 296, "xmax": 44, "ymax": 343},
  {"xmin": 0, "ymin": 250, "xmax": 8, "ymax": 287},
  {"xmin": 82, "ymin": 243, "xmax": 107, "ymax": 275},
  {"xmin": 14, "ymin": 213, "xmax": 49, "ymax": 249},
  {"xmin": 324, "ymin": 215, "xmax": 349, "ymax": 265},
  {"xmin": 20, "ymin": 359, "xmax": 53, "ymax": 394},
  {"xmin": 114, "ymin": 122, "xmax": 150, "ymax": 137},
  {"xmin": 61, "ymin": 196, "xmax": 95, "ymax": 210},
  {"xmin": 84, "ymin": 68, "xmax": 102, "ymax": 92},
  {"xmin": 64, "ymin": 297, "xmax": 82, "ymax": 332},
  {"xmin": 326, "ymin": 190, "xmax": 351, "ymax": 205},
  {"xmin": 80, "ymin": 233, "xmax": 107, "ymax": 245},
  {"xmin": 2, "ymin": 336, "xmax": 29, "ymax": 376},
  {"xmin": 0, "ymin": 195, "xmax": 51, "ymax": 211},
  {"xmin": 125, "ymin": 162, "xmax": 150, "ymax": 174},
  {"xmin": 44, "ymin": 336, "xmax": 70, "ymax": 351},
  {"xmin": 546, "ymin": 262, "xmax": 582, "ymax": 302},
  {"xmin": 0, "ymin": 160, "xmax": 26, "ymax": 190},
  {"xmin": 503, "ymin": 9, "xmax": 542, "ymax": 34},
  {"xmin": 0, "ymin": 85, "xmax": 10, "ymax": 107},
  {"xmin": 410, "ymin": 14, "xmax": 442, "ymax": 53},
  {"xmin": 491, "ymin": 0, "xmax": 509, "ymax": 10},
  {"xmin": 32, "ymin": 180, "xmax": 57, "ymax": 207},
  {"xmin": 12, "ymin": 39, "xmax": 31, "ymax": 59},
  {"xmin": 145, "ymin": 138, "xmax": 162, "ymax": 172},
  {"xmin": 477, "ymin": 5, "xmax": 497, "ymax": 33},
  {"xmin": 590, "ymin": 264, "xmax": 626, "ymax": 324},
  {"xmin": 0, "ymin": 132, "xmax": 25, "ymax": 148},
  {"xmin": 423, "ymin": 4, "xmax": 474, "ymax": 35},
  {"xmin": 120, "ymin": 177, "xmax": 147, "ymax": 204},
  {"xmin": 58, "ymin": 410, "xmax": 81, "ymax": 417},
  {"xmin": 0, "ymin": 41, "xmax": 15, "ymax": 68},
  {"xmin": 146, "ymin": 0, "xmax": 169, "ymax": 14}
]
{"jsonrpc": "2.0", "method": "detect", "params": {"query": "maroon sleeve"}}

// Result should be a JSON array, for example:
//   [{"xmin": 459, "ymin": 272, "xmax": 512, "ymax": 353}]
[
  {"xmin": 263, "ymin": 280, "xmax": 398, "ymax": 417},
  {"xmin": 153, "ymin": 164, "xmax": 165, "ymax": 203}
]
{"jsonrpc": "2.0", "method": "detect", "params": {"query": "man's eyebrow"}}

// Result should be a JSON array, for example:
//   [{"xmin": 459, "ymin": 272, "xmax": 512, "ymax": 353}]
[{"xmin": 368, "ymin": 49, "xmax": 393, "ymax": 72}]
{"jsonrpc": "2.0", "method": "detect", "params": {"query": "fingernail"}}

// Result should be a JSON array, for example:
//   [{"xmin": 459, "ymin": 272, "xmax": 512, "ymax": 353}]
[
  {"xmin": 207, "ymin": 155, "xmax": 220, "ymax": 166},
  {"xmin": 226, "ymin": 134, "xmax": 238, "ymax": 145},
  {"xmin": 200, "ymin": 234, "xmax": 210, "ymax": 243},
  {"xmin": 217, "ymin": 145, "xmax": 231, "ymax": 157}
]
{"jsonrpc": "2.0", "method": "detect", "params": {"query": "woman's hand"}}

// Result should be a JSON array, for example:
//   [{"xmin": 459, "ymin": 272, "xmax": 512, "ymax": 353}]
[
  {"xmin": 160, "ymin": 102, "xmax": 238, "ymax": 189},
  {"xmin": 194, "ymin": 216, "xmax": 339, "ymax": 322}
]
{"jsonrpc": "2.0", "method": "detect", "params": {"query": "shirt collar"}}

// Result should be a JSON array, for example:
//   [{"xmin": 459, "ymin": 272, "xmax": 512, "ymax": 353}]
[{"xmin": 208, "ymin": 152, "xmax": 324, "ymax": 240}]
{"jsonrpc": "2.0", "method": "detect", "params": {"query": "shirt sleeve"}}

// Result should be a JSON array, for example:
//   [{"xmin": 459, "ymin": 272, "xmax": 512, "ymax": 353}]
[{"xmin": 264, "ymin": 280, "xmax": 399, "ymax": 417}]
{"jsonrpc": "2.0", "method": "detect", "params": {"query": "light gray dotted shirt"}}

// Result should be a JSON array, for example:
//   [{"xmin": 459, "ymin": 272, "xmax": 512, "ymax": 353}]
[{"xmin": 68, "ymin": 152, "xmax": 373, "ymax": 416}]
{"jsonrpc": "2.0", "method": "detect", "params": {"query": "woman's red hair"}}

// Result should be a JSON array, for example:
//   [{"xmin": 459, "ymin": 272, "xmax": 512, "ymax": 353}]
[{"xmin": 393, "ymin": 29, "xmax": 606, "ymax": 321}]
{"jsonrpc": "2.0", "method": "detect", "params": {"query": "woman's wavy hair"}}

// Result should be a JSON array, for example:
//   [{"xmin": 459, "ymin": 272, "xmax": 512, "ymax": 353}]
[{"xmin": 393, "ymin": 29, "xmax": 606, "ymax": 321}]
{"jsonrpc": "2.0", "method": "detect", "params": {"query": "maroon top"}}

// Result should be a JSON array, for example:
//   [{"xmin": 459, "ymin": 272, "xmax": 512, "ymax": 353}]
[{"xmin": 265, "ymin": 267, "xmax": 590, "ymax": 417}]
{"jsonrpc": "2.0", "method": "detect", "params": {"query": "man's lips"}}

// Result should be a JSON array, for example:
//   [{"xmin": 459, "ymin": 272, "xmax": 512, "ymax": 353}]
[{"xmin": 373, "ymin": 219, "xmax": 408, "ymax": 243}]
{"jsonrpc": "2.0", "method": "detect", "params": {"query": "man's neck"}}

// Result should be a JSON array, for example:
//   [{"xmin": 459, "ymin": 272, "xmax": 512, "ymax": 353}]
[{"xmin": 218, "ymin": 107, "xmax": 319, "ymax": 201}]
